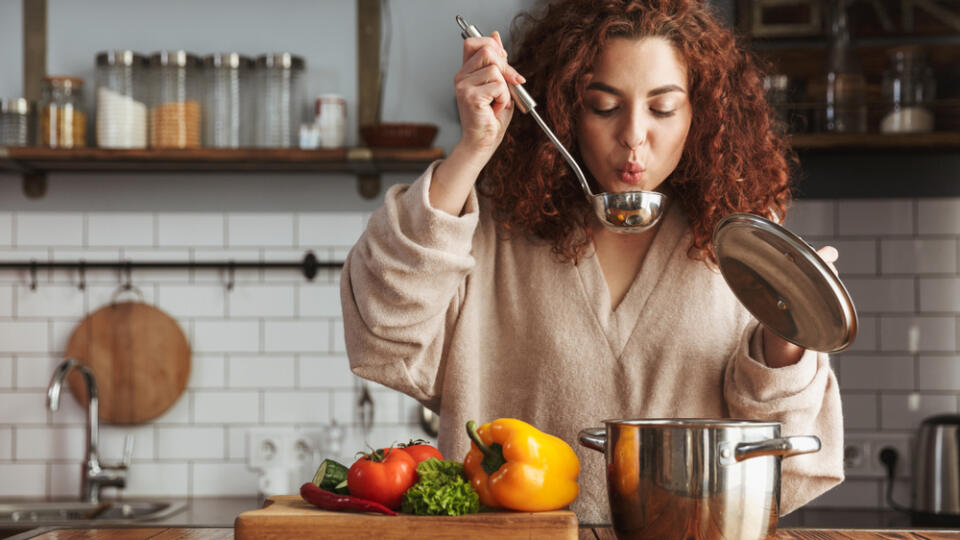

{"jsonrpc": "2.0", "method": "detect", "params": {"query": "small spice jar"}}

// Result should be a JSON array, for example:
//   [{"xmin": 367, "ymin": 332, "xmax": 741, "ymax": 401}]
[
  {"xmin": 95, "ymin": 50, "xmax": 149, "ymax": 149},
  {"xmin": 0, "ymin": 98, "xmax": 35, "ymax": 146},
  {"xmin": 149, "ymin": 50, "xmax": 202, "ymax": 148},
  {"xmin": 38, "ymin": 76, "xmax": 87, "ymax": 148},
  {"xmin": 881, "ymin": 46, "xmax": 936, "ymax": 134},
  {"xmin": 315, "ymin": 94, "xmax": 346, "ymax": 148}
]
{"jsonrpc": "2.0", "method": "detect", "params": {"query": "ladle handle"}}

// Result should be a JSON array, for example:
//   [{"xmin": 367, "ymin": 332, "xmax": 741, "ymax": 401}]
[{"xmin": 455, "ymin": 15, "xmax": 536, "ymax": 114}]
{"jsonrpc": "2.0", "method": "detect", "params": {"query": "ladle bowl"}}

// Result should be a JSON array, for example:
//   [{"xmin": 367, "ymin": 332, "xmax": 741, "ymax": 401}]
[
  {"xmin": 456, "ymin": 15, "xmax": 666, "ymax": 234},
  {"xmin": 595, "ymin": 191, "xmax": 666, "ymax": 232}
]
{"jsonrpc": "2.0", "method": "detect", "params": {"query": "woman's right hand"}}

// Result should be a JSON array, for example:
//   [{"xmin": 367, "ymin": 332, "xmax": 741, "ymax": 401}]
[
  {"xmin": 430, "ymin": 31, "xmax": 525, "ymax": 216},
  {"xmin": 454, "ymin": 31, "xmax": 526, "ymax": 161}
]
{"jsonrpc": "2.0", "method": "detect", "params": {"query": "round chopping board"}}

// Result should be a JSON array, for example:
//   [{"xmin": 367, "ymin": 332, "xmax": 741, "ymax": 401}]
[{"xmin": 65, "ymin": 301, "xmax": 191, "ymax": 424}]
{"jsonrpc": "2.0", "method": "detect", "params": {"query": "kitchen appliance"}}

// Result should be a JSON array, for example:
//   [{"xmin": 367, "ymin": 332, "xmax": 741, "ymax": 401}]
[
  {"xmin": 455, "ymin": 15, "xmax": 666, "ymax": 235},
  {"xmin": 904, "ymin": 414, "xmax": 960, "ymax": 526},
  {"xmin": 234, "ymin": 495, "xmax": 578, "ymax": 539},
  {"xmin": 579, "ymin": 419, "xmax": 820, "ymax": 540}
]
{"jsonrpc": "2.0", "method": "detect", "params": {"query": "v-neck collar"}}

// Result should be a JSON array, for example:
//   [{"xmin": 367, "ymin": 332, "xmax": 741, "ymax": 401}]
[{"xmin": 575, "ymin": 204, "xmax": 688, "ymax": 357}]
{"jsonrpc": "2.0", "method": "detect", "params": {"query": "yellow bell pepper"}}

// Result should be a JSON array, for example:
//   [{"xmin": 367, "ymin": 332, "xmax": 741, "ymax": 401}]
[{"xmin": 463, "ymin": 418, "xmax": 580, "ymax": 511}]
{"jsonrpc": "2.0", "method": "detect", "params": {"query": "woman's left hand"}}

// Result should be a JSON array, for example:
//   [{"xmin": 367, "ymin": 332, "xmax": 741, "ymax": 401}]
[{"xmin": 762, "ymin": 245, "xmax": 839, "ymax": 368}]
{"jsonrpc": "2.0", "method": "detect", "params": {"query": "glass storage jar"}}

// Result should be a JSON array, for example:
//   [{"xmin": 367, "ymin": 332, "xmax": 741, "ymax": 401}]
[
  {"xmin": 817, "ymin": 0, "xmax": 867, "ymax": 133},
  {"xmin": 880, "ymin": 46, "xmax": 936, "ymax": 134},
  {"xmin": 149, "ymin": 50, "xmax": 202, "ymax": 148},
  {"xmin": 38, "ymin": 76, "xmax": 87, "ymax": 147},
  {"xmin": 0, "ymin": 98, "xmax": 35, "ymax": 146},
  {"xmin": 203, "ymin": 53, "xmax": 254, "ymax": 148},
  {"xmin": 95, "ymin": 50, "xmax": 148, "ymax": 149},
  {"xmin": 254, "ymin": 53, "xmax": 305, "ymax": 148}
]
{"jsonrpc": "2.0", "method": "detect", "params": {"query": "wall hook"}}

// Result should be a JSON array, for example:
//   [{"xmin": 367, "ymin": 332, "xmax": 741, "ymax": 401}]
[
  {"xmin": 122, "ymin": 261, "xmax": 133, "ymax": 291},
  {"xmin": 77, "ymin": 261, "xmax": 86, "ymax": 291},
  {"xmin": 29, "ymin": 260, "xmax": 37, "ymax": 291},
  {"xmin": 226, "ymin": 261, "xmax": 235, "ymax": 291}
]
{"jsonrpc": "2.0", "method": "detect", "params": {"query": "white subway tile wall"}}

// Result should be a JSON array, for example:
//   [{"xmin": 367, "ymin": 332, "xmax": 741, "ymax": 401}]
[
  {"xmin": 0, "ymin": 200, "xmax": 957, "ymax": 507},
  {"xmin": 792, "ymin": 198, "xmax": 960, "ymax": 508}
]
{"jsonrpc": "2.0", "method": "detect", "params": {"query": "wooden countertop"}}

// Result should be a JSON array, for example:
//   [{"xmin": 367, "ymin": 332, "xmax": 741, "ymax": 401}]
[{"xmin": 11, "ymin": 527, "xmax": 960, "ymax": 539}]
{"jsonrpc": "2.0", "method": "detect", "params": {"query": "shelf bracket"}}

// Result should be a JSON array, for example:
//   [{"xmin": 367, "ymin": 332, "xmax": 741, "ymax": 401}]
[
  {"xmin": 357, "ymin": 175, "xmax": 381, "ymax": 199},
  {"xmin": 357, "ymin": 0, "xmax": 382, "ymax": 199},
  {"xmin": 23, "ymin": 173, "xmax": 48, "ymax": 199}
]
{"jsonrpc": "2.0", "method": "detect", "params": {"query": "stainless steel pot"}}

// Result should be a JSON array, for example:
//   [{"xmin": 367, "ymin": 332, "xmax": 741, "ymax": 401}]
[{"xmin": 579, "ymin": 419, "xmax": 820, "ymax": 540}]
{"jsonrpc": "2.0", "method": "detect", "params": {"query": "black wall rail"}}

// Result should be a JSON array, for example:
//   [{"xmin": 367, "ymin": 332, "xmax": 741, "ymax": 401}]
[{"xmin": 0, "ymin": 251, "xmax": 343, "ymax": 290}]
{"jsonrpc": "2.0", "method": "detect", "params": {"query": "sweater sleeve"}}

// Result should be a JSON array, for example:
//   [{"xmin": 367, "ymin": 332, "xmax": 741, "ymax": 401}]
[
  {"xmin": 723, "ymin": 324, "xmax": 844, "ymax": 515},
  {"xmin": 340, "ymin": 161, "xmax": 480, "ymax": 408}
]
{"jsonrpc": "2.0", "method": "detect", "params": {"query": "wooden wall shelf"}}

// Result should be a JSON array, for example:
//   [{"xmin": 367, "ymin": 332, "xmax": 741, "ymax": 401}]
[
  {"xmin": 790, "ymin": 132, "xmax": 960, "ymax": 151},
  {"xmin": 0, "ymin": 147, "xmax": 443, "ymax": 174},
  {"xmin": 0, "ymin": 146, "xmax": 444, "ymax": 199}
]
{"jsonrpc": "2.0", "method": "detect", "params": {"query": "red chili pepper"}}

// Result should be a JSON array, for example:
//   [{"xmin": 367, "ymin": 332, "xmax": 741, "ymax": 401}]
[{"xmin": 299, "ymin": 481, "xmax": 397, "ymax": 516}]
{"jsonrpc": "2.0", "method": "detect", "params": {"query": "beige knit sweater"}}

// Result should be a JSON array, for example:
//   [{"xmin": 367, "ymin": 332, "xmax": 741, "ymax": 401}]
[{"xmin": 341, "ymin": 162, "xmax": 844, "ymax": 524}]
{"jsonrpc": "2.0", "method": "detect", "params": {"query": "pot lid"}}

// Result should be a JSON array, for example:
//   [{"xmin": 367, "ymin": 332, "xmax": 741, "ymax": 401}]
[{"xmin": 713, "ymin": 213, "xmax": 858, "ymax": 353}]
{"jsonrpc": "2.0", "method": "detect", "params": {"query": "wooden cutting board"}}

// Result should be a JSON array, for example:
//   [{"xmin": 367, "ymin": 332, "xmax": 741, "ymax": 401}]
[
  {"xmin": 65, "ymin": 301, "xmax": 191, "ymax": 424},
  {"xmin": 234, "ymin": 495, "xmax": 579, "ymax": 540}
]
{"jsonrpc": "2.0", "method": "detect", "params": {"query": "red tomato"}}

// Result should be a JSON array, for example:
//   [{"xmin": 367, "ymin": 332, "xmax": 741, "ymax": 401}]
[
  {"xmin": 346, "ymin": 448, "xmax": 417, "ymax": 510},
  {"xmin": 400, "ymin": 440, "xmax": 444, "ymax": 464}
]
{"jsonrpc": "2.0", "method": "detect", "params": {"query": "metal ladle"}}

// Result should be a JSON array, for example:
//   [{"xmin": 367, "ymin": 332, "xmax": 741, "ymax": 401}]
[{"xmin": 456, "ymin": 15, "xmax": 666, "ymax": 234}]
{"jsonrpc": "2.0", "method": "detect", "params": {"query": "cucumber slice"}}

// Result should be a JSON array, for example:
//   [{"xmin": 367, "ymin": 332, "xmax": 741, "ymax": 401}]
[
  {"xmin": 333, "ymin": 479, "xmax": 350, "ymax": 495},
  {"xmin": 312, "ymin": 458, "xmax": 349, "ymax": 490}
]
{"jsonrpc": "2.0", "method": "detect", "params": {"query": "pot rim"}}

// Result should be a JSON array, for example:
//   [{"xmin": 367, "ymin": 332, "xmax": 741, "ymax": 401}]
[{"xmin": 601, "ymin": 418, "xmax": 781, "ymax": 428}]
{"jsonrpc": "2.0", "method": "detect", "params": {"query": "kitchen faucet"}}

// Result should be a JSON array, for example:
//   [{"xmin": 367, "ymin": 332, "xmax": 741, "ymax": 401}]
[{"xmin": 47, "ymin": 358, "xmax": 132, "ymax": 504}]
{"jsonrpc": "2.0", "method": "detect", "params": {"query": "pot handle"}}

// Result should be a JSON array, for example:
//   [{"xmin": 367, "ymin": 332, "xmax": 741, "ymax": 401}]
[
  {"xmin": 732, "ymin": 435, "xmax": 821, "ymax": 462},
  {"xmin": 578, "ymin": 428, "xmax": 607, "ymax": 453}
]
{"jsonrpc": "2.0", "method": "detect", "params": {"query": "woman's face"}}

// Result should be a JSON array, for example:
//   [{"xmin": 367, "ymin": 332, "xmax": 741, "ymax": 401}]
[{"xmin": 576, "ymin": 37, "xmax": 692, "ymax": 194}]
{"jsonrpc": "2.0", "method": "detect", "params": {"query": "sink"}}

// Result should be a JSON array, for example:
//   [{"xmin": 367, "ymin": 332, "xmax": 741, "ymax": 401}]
[{"xmin": 0, "ymin": 500, "xmax": 186, "ymax": 524}]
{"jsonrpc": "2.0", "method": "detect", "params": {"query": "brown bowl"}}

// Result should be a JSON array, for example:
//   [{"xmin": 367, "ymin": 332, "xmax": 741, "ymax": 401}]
[{"xmin": 360, "ymin": 123, "xmax": 438, "ymax": 148}]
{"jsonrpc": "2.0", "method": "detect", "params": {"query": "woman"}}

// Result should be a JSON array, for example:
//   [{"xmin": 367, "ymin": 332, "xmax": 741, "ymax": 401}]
[{"xmin": 341, "ymin": 0, "xmax": 843, "ymax": 523}]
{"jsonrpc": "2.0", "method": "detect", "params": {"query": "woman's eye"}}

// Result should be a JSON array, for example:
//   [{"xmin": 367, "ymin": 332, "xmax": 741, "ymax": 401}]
[
  {"xmin": 651, "ymin": 101, "xmax": 680, "ymax": 117},
  {"xmin": 590, "ymin": 106, "xmax": 618, "ymax": 116}
]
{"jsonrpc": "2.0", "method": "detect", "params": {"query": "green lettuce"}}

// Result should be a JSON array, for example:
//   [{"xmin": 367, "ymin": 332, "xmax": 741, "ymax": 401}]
[{"xmin": 401, "ymin": 458, "xmax": 480, "ymax": 516}]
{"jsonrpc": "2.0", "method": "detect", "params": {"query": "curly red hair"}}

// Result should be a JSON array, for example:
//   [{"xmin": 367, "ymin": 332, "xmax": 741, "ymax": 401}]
[{"xmin": 480, "ymin": 0, "xmax": 795, "ymax": 263}]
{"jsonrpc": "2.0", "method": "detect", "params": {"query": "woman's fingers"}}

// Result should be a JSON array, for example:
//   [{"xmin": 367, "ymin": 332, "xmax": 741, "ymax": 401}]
[
  {"xmin": 817, "ymin": 245, "xmax": 839, "ymax": 274},
  {"xmin": 459, "ymin": 35, "xmax": 525, "ymax": 86},
  {"xmin": 460, "ymin": 71, "xmax": 512, "ymax": 113}
]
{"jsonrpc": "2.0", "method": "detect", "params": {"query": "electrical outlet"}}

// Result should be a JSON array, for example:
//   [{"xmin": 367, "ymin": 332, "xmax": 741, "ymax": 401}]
[
  {"xmin": 247, "ymin": 428, "xmax": 318, "ymax": 471},
  {"xmin": 844, "ymin": 433, "xmax": 912, "ymax": 479},
  {"xmin": 247, "ymin": 428, "xmax": 289, "ymax": 469}
]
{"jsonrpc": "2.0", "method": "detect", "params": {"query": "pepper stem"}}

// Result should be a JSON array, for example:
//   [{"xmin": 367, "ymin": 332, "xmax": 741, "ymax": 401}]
[
  {"xmin": 466, "ymin": 420, "xmax": 507, "ymax": 475},
  {"xmin": 466, "ymin": 421, "xmax": 492, "ymax": 455}
]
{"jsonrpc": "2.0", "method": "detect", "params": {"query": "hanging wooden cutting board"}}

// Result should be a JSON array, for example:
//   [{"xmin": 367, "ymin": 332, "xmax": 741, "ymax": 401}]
[{"xmin": 65, "ymin": 301, "xmax": 191, "ymax": 424}]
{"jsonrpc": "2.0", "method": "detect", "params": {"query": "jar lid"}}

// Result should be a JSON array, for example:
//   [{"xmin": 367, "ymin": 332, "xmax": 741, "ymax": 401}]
[
  {"xmin": 0, "ymin": 98, "xmax": 33, "ymax": 114},
  {"xmin": 202, "ymin": 53, "xmax": 254, "ymax": 69},
  {"xmin": 96, "ymin": 50, "xmax": 148, "ymax": 67},
  {"xmin": 43, "ymin": 76, "xmax": 84, "ymax": 88},
  {"xmin": 255, "ymin": 53, "xmax": 305, "ymax": 70},
  {"xmin": 149, "ymin": 51, "xmax": 201, "ymax": 68}
]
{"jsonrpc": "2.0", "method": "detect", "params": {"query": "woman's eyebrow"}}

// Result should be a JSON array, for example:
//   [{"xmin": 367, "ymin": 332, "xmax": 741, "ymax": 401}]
[
  {"xmin": 648, "ymin": 84, "xmax": 686, "ymax": 97},
  {"xmin": 585, "ymin": 81, "xmax": 687, "ymax": 97}
]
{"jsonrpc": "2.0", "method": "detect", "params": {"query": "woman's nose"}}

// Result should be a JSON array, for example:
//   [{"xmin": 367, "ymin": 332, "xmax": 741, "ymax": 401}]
[{"xmin": 619, "ymin": 112, "xmax": 647, "ymax": 149}]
